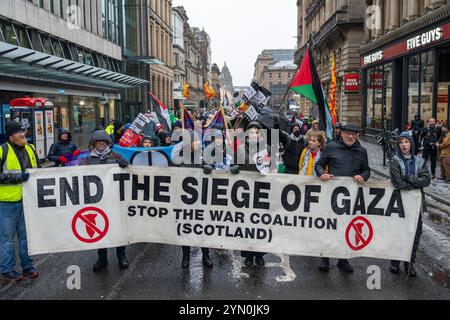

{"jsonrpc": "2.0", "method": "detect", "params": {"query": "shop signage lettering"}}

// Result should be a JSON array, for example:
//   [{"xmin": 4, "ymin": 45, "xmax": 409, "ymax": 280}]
[
  {"xmin": 364, "ymin": 51, "xmax": 384, "ymax": 65},
  {"xmin": 407, "ymin": 27, "xmax": 443, "ymax": 51},
  {"xmin": 344, "ymin": 74, "xmax": 360, "ymax": 92}
]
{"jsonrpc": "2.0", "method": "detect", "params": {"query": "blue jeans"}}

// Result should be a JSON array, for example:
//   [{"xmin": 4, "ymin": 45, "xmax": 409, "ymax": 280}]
[{"xmin": 0, "ymin": 201, "xmax": 34, "ymax": 273}]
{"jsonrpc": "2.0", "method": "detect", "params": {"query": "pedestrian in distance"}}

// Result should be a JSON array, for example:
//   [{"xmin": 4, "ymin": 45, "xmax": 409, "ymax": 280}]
[
  {"xmin": 436, "ymin": 124, "xmax": 450, "ymax": 183},
  {"xmin": 79, "ymin": 130, "xmax": 130, "ymax": 272},
  {"xmin": 315, "ymin": 123, "xmax": 370, "ymax": 273},
  {"xmin": 389, "ymin": 132, "xmax": 431, "ymax": 277},
  {"xmin": 0, "ymin": 122, "xmax": 40, "ymax": 281},
  {"xmin": 420, "ymin": 118, "xmax": 441, "ymax": 178}
]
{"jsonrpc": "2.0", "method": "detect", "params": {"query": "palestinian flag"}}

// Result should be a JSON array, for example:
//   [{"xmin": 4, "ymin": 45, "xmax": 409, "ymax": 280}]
[
  {"xmin": 289, "ymin": 46, "xmax": 332, "ymax": 140},
  {"xmin": 149, "ymin": 92, "xmax": 172, "ymax": 131}
]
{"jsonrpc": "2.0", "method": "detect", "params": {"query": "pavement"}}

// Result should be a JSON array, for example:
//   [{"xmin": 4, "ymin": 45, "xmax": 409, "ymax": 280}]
[{"xmin": 359, "ymin": 138, "xmax": 450, "ymax": 207}]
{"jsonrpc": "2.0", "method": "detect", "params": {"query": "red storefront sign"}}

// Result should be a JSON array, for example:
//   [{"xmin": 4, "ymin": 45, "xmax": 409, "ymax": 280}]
[
  {"xmin": 344, "ymin": 74, "xmax": 361, "ymax": 92},
  {"xmin": 361, "ymin": 21, "xmax": 450, "ymax": 67},
  {"xmin": 369, "ymin": 74, "xmax": 383, "ymax": 89}
]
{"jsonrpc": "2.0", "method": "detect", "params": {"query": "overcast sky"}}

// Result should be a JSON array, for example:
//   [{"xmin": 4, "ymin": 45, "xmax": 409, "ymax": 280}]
[{"xmin": 172, "ymin": 0, "xmax": 297, "ymax": 86}]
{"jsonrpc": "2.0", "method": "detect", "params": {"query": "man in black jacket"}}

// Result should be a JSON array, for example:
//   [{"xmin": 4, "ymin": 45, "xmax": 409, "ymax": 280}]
[
  {"xmin": 314, "ymin": 123, "xmax": 370, "ymax": 273},
  {"xmin": 421, "ymin": 118, "xmax": 441, "ymax": 179}
]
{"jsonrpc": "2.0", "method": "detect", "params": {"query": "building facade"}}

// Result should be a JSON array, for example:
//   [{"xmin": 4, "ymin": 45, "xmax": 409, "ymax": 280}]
[
  {"xmin": 360, "ymin": 0, "xmax": 450, "ymax": 135},
  {"xmin": 149, "ymin": 0, "xmax": 173, "ymax": 110},
  {"xmin": 253, "ymin": 49, "xmax": 297, "ymax": 108},
  {"xmin": 172, "ymin": 6, "xmax": 187, "ymax": 114},
  {"xmin": 295, "ymin": 0, "xmax": 366, "ymax": 125},
  {"xmin": 210, "ymin": 63, "xmax": 221, "ymax": 109},
  {"xmin": 0, "ymin": 0, "xmax": 147, "ymax": 150},
  {"xmin": 220, "ymin": 62, "xmax": 235, "ymax": 111}
]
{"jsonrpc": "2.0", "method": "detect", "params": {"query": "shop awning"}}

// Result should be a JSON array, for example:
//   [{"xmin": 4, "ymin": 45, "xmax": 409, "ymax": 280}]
[{"xmin": 0, "ymin": 41, "xmax": 149, "ymax": 90}]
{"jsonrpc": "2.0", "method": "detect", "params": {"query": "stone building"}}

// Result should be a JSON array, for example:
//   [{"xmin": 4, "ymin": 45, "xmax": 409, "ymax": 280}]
[
  {"xmin": 220, "ymin": 62, "xmax": 235, "ymax": 110},
  {"xmin": 253, "ymin": 49, "xmax": 297, "ymax": 107},
  {"xmin": 295, "ymin": 0, "xmax": 366, "ymax": 125},
  {"xmin": 149, "ymin": 0, "xmax": 173, "ymax": 110},
  {"xmin": 360, "ymin": 0, "xmax": 450, "ymax": 135}
]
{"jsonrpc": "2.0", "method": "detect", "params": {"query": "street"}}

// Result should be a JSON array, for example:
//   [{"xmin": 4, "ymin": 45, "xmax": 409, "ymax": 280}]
[{"xmin": 0, "ymin": 242, "xmax": 448, "ymax": 300}]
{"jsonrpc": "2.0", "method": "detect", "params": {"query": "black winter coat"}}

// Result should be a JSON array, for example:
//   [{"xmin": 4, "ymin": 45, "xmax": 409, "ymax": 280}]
[
  {"xmin": 47, "ymin": 140, "xmax": 78, "ymax": 166},
  {"xmin": 280, "ymin": 131, "xmax": 305, "ymax": 174},
  {"xmin": 315, "ymin": 139, "xmax": 370, "ymax": 180}
]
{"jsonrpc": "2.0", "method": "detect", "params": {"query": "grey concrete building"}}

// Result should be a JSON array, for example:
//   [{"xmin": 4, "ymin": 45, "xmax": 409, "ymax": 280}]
[{"xmin": 0, "ymin": 0, "xmax": 147, "ymax": 149}]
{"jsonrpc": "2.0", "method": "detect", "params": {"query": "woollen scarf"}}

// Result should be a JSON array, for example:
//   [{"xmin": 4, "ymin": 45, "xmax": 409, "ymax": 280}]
[{"xmin": 299, "ymin": 148, "xmax": 320, "ymax": 176}]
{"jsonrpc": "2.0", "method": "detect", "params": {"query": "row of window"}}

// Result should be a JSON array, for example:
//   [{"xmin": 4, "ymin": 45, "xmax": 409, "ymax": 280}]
[
  {"xmin": 269, "ymin": 72, "xmax": 291, "ymax": 79},
  {"xmin": 27, "ymin": 0, "xmax": 120, "ymax": 45},
  {"xmin": 0, "ymin": 20, "xmax": 122, "ymax": 73}
]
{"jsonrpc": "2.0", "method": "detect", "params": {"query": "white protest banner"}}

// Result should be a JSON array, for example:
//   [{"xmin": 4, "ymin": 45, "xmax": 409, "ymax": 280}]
[{"xmin": 23, "ymin": 165, "xmax": 422, "ymax": 262}]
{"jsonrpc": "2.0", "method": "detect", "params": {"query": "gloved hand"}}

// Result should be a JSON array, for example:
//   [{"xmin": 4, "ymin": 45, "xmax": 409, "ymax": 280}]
[
  {"xmin": 203, "ymin": 165, "xmax": 213, "ymax": 175},
  {"xmin": 73, "ymin": 150, "xmax": 81, "ymax": 157},
  {"xmin": 58, "ymin": 156, "xmax": 68, "ymax": 164},
  {"xmin": 230, "ymin": 165, "xmax": 240, "ymax": 175},
  {"xmin": 21, "ymin": 173, "xmax": 30, "ymax": 182},
  {"xmin": 118, "ymin": 158, "xmax": 128, "ymax": 168},
  {"xmin": 405, "ymin": 176, "xmax": 417, "ymax": 184}
]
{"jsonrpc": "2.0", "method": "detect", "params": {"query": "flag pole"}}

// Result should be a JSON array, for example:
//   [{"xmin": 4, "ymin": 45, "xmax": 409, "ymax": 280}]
[{"xmin": 278, "ymin": 64, "xmax": 300, "ymax": 113}]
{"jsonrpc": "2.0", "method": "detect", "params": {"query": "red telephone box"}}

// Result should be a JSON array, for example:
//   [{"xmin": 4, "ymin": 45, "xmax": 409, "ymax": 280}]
[{"xmin": 9, "ymin": 97, "xmax": 55, "ymax": 161}]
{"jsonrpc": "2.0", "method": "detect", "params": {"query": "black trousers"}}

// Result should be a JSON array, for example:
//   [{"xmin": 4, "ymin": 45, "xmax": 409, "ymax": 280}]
[
  {"xmin": 241, "ymin": 251, "xmax": 265, "ymax": 259},
  {"xmin": 182, "ymin": 246, "xmax": 209, "ymax": 256},
  {"xmin": 284, "ymin": 166, "xmax": 299, "ymax": 175},
  {"xmin": 422, "ymin": 147, "xmax": 438, "ymax": 175},
  {"xmin": 98, "ymin": 246, "xmax": 126, "ymax": 260}
]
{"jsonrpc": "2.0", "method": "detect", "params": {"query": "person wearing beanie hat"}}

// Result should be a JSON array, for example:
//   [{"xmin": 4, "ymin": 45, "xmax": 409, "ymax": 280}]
[
  {"xmin": 0, "ymin": 121, "xmax": 40, "ymax": 280},
  {"xmin": 389, "ymin": 132, "xmax": 430, "ymax": 276},
  {"xmin": 79, "ymin": 130, "xmax": 129, "ymax": 272}
]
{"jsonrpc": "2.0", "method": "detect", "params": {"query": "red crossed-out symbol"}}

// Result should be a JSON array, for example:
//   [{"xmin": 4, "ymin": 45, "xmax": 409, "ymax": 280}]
[
  {"xmin": 71, "ymin": 207, "xmax": 109, "ymax": 243},
  {"xmin": 345, "ymin": 217, "xmax": 373, "ymax": 251}
]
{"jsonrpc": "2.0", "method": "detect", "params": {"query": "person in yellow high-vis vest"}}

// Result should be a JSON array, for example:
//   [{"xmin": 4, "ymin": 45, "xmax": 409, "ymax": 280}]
[{"xmin": 0, "ymin": 122, "xmax": 39, "ymax": 281}]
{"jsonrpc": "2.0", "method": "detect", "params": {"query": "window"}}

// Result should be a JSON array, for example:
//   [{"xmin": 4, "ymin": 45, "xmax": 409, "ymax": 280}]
[
  {"xmin": 407, "ymin": 52, "xmax": 434, "ymax": 123},
  {"xmin": 269, "ymin": 73, "xmax": 272, "ymax": 79},
  {"xmin": 60, "ymin": 0, "xmax": 65, "ymax": 18},
  {"xmin": 39, "ymin": 0, "xmax": 44, "ymax": 9},
  {"xmin": 60, "ymin": 41, "xmax": 72, "ymax": 59},
  {"xmin": 15, "ymin": 25, "xmax": 33, "ymax": 49},
  {"xmin": 50, "ymin": 0, "xmax": 55, "ymax": 14},
  {"xmin": 366, "ymin": 63, "xmax": 393, "ymax": 130},
  {"xmin": 0, "ymin": 21, "xmax": 18, "ymax": 45},
  {"xmin": 50, "ymin": 38, "xmax": 63, "ymax": 57},
  {"xmin": 40, "ymin": 35, "xmax": 54, "ymax": 55},
  {"xmin": 278, "ymin": 73, "xmax": 282, "ymax": 79}
]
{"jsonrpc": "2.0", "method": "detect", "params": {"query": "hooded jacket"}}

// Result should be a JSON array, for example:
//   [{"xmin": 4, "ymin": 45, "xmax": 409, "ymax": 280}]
[
  {"xmin": 47, "ymin": 128, "xmax": 78, "ymax": 166},
  {"xmin": 390, "ymin": 132, "xmax": 430, "ymax": 212},
  {"xmin": 79, "ymin": 130, "xmax": 127, "ymax": 166},
  {"xmin": 315, "ymin": 139, "xmax": 370, "ymax": 180}
]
